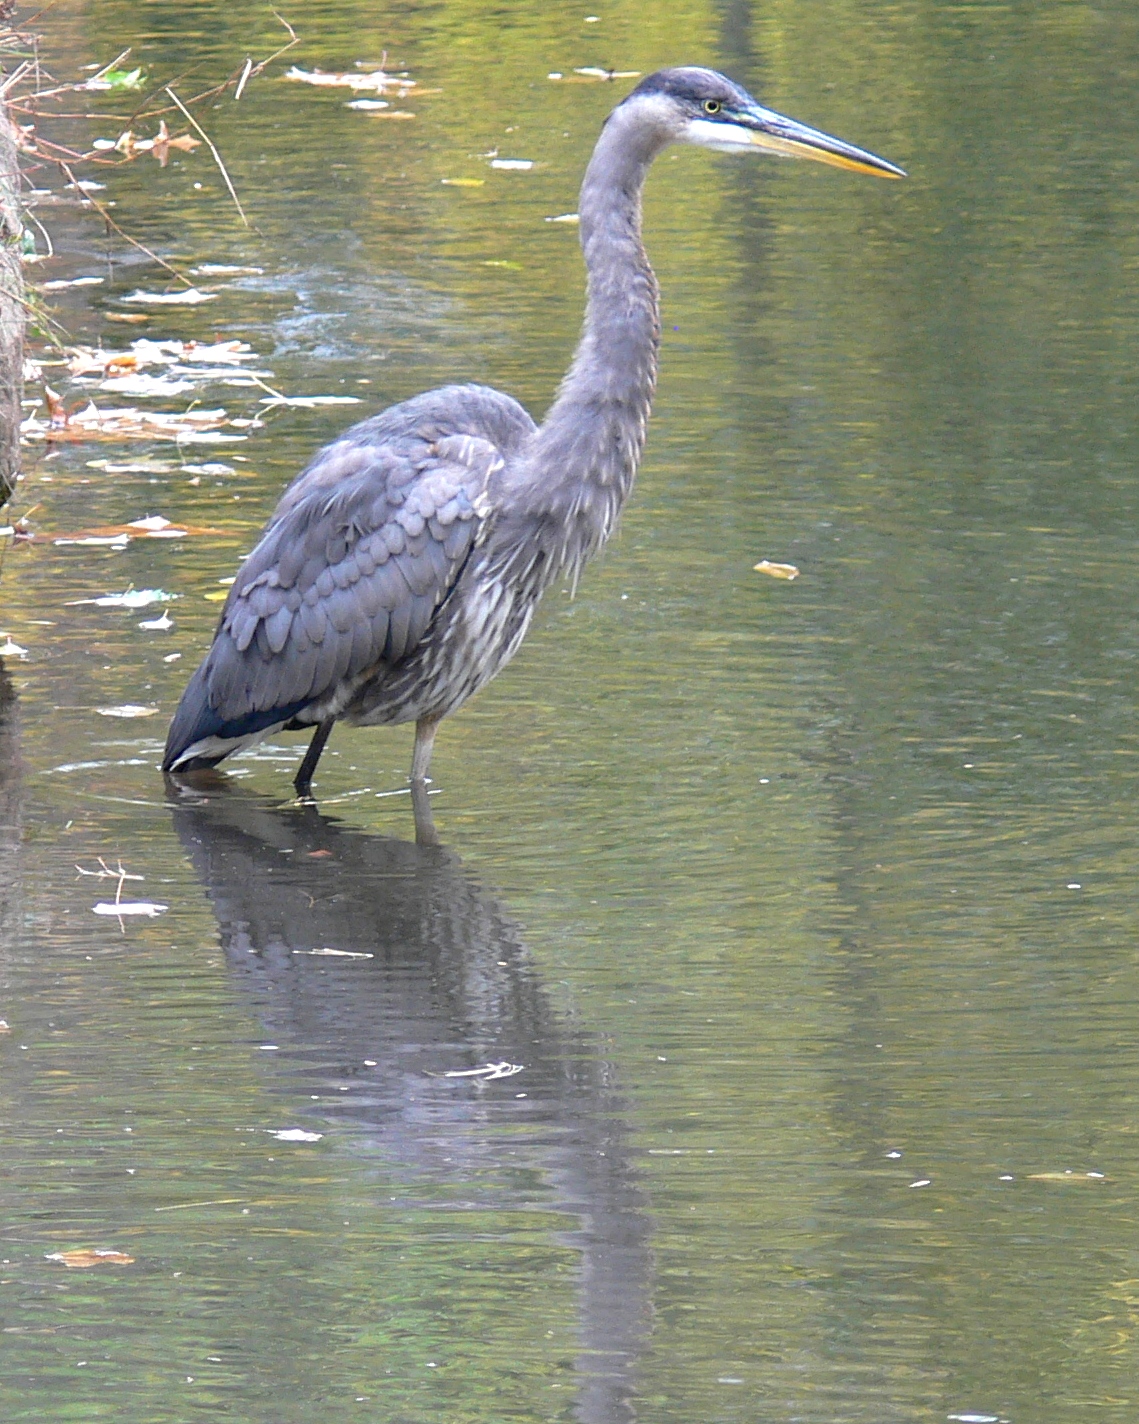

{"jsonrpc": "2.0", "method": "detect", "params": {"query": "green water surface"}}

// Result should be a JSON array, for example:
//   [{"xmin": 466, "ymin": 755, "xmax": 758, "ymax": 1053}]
[{"xmin": 3, "ymin": 1, "xmax": 1139, "ymax": 1420}]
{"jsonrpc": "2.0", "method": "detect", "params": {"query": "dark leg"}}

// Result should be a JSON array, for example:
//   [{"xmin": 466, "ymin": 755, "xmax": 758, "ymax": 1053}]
[{"xmin": 294, "ymin": 718, "xmax": 334, "ymax": 797}]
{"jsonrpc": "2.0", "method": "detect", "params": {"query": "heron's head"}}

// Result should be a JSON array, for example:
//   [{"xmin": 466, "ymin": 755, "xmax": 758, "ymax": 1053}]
[{"xmin": 621, "ymin": 66, "xmax": 905, "ymax": 179}]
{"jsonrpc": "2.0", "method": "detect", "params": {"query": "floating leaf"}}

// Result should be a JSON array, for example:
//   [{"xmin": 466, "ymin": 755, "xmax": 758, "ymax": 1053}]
[
  {"xmin": 93, "ymin": 898, "xmax": 168, "ymax": 913},
  {"xmin": 753, "ymin": 560, "xmax": 800, "ymax": 580},
  {"xmin": 256, "ymin": 394, "xmax": 362, "ymax": 409},
  {"xmin": 41, "ymin": 276, "xmax": 104, "ymax": 292},
  {"xmin": 69, "ymin": 338, "xmax": 260, "ymax": 376},
  {"xmin": 105, "ymin": 313, "xmax": 150, "ymax": 324},
  {"xmin": 67, "ymin": 589, "xmax": 177, "ymax": 608},
  {"xmin": 294, "ymin": 947, "xmax": 373, "ymax": 958},
  {"xmin": 100, "ymin": 374, "xmax": 196, "ymax": 397},
  {"xmin": 1026, "ymin": 1171, "xmax": 1108, "ymax": 1183},
  {"xmin": 284, "ymin": 65, "xmax": 416, "ymax": 93},
  {"xmin": 86, "ymin": 458, "xmax": 177, "ymax": 473},
  {"xmin": 22, "ymin": 401, "xmax": 250, "ymax": 444},
  {"xmin": 441, "ymin": 177, "xmax": 484, "ymax": 188},
  {"xmin": 434, "ymin": 1061, "xmax": 524, "ymax": 1081},
  {"xmin": 84, "ymin": 67, "xmax": 145, "ymax": 91},
  {"xmin": 94, "ymin": 706, "xmax": 161, "ymax": 721},
  {"xmin": 139, "ymin": 120, "xmax": 200, "ymax": 168},
  {"xmin": 120, "ymin": 288, "xmax": 217, "ymax": 306},
  {"xmin": 46, "ymin": 1248, "xmax": 135, "ymax": 1268}
]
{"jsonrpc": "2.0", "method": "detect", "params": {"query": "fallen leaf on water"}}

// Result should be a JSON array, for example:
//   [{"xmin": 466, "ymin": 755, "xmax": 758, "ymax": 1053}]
[
  {"xmin": 284, "ymin": 65, "xmax": 416, "ymax": 94},
  {"xmin": 141, "ymin": 120, "xmax": 200, "ymax": 167},
  {"xmin": 69, "ymin": 338, "xmax": 261, "ymax": 376},
  {"xmin": 432, "ymin": 1061, "xmax": 524, "ymax": 1081},
  {"xmin": 256, "ymin": 394, "xmax": 362, "ymax": 409},
  {"xmin": 105, "ymin": 313, "xmax": 150, "ymax": 324},
  {"xmin": 754, "ymin": 560, "xmax": 800, "ymax": 580},
  {"xmin": 67, "ymin": 589, "xmax": 177, "ymax": 608},
  {"xmin": 83, "ymin": 67, "xmax": 144, "ymax": 91},
  {"xmin": 548, "ymin": 68, "xmax": 641, "ymax": 83},
  {"xmin": 46, "ymin": 1248, "xmax": 134, "ymax": 1268},
  {"xmin": 441, "ymin": 177, "xmax": 485, "ymax": 187},
  {"xmin": 99, "ymin": 374, "xmax": 197, "ymax": 398},
  {"xmin": 94, "ymin": 706, "xmax": 161, "ymax": 721},
  {"xmin": 204, "ymin": 589, "xmax": 229, "ymax": 601},
  {"xmin": 41, "ymin": 276, "xmax": 105, "ymax": 292},
  {"xmin": 86, "ymin": 458, "xmax": 177, "ymax": 473},
  {"xmin": 22, "ymin": 402, "xmax": 249, "ymax": 444},
  {"xmin": 120, "ymin": 288, "xmax": 217, "ymax": 306},
  {"xmin": 1027, "ymin": 1171, "xmax": 1109, "ymax": 1182},
  {"xmin": 294, "ymin": 947, "xmax": 373, "ymax": 958},
  {"xmin": 93, "ymin": 898, "xmax": 167, "ymax": 913}
]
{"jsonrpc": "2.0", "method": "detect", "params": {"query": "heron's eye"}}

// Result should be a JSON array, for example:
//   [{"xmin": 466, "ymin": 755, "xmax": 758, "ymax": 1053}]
[{"xmin": 703, "ymin": 99, "xmax": 722, "ymax": 115}]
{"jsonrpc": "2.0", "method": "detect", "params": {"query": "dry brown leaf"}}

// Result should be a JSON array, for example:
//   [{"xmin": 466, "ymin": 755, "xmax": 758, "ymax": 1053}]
[{"xmin": 46, "ymin": 1248, "xmax": 135, "ymax": 1268}]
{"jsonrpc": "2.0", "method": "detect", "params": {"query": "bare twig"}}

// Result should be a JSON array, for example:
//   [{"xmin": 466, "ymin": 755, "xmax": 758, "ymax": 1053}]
[
  {"xmin": 24, "ymin": 206, "xmax": 52, "ymax": 257},
  {"xmin": 163, "ymin": 85, "xmax": 249, "ymax": 227},
  {"xmin": 55, "ymin": 157, "xmax": 192, "ymax": 285}
]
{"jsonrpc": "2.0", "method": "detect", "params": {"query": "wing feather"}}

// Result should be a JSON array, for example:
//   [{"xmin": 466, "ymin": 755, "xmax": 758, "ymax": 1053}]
[
  {"xmin": 164, "ymin": 384, "xmax": 538, "ymax": 771},
  {"xmin": 201, "ymin": 394, "xmax": 521, "ymax": 722}
]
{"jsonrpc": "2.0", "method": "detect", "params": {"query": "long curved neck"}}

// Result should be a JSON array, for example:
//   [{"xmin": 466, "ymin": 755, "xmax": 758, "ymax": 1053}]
[{"xmin": 508, "ymin": 103, "xmax": 667, "ymax": 571}]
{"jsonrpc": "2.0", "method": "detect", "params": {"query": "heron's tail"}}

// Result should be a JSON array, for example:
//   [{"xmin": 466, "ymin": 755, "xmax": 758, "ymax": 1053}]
[{"xmin": 163, "ymin": 661, "xmax": 306, "ymax": 773}]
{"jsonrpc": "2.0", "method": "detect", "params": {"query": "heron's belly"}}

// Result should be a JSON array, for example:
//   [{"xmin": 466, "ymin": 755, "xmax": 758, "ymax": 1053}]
[{"xmin": 342, "ymin": 574, "xmax": 537, "ymax": 728}]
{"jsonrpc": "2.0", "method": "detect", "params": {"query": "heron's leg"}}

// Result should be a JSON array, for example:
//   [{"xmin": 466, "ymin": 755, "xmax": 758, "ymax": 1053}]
[
  {"xmin": 410, "ymin": 713, "xmax": 443, "ymax": 846},
  {"xmin": 410, "ymin": 779, "xmax": 440, "ymax": 847},
  {"xmin": 411, "ymin": 713, "xmax": 442, "ymax": 783},
  {"xmin": 294, "ymin": 718, "xmax": 334, "ymax": 797}
]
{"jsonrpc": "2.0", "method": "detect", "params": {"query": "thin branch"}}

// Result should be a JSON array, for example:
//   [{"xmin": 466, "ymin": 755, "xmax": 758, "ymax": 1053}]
[
  {"xmin": 55, "ymin": 156, "xmax": 192, "ymax": 285},
  {"xmin": 24, "ymin": 206, "xmax": 53, "ymax": 257},
  {"xmin": 163, "ymin": 85, "xmax": 248, "ymax": 228}
]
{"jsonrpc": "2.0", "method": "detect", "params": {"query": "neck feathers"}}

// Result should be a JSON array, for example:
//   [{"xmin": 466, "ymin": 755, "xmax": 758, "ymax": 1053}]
[{"xmin": 504, "ymin": 101, "xmax": 667, "ymax": 578}]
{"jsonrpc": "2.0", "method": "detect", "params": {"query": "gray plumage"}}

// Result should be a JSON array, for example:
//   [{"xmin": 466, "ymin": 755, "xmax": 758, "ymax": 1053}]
[{"xmin": 163, "ymin": 67, "xmax": 903, "ymax": 839}]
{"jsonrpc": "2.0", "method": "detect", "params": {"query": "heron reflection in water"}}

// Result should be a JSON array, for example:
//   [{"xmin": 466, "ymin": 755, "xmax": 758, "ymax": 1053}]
[
  {"xmin": 164, "ymin": 68, "xmax": 903, "ymax": 839},
  {"xmin": 171, "ymin": 786, "xmax": 652, "ymax": 1421},
  {"xmin": 0, "ymin": 663, "xmax": 21, "ymax": 950}
]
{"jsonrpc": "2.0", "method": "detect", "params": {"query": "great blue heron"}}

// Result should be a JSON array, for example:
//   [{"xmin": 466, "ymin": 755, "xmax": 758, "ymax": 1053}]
[{"xmin": 163, "ymin": 67, "xmax": 903, "ymax": 840}]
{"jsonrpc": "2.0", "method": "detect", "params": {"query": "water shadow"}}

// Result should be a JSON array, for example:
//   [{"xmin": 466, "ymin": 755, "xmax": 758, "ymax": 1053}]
[
  {"xmin": 0, "ymin": 660, "xmax": 22, "ymax": 956},
  {"xmin": 169, "ymin": 785, "xmax": 653, "ymax": 1423}
]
